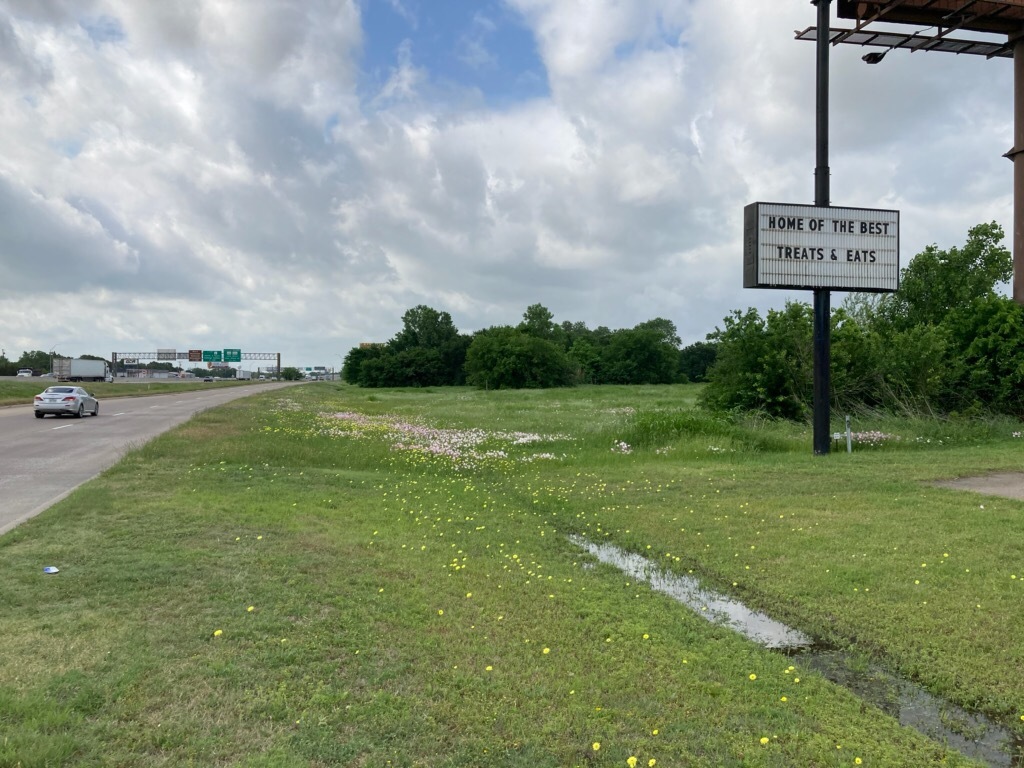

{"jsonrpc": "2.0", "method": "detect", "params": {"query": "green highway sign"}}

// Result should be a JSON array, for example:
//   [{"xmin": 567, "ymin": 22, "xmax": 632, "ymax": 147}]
[
  {"xmin": 202, "ymin": 350, "xmax": 223, "ymax": 362},
  {"xmin": 223, "ymin": 348, "xmax": 242, "ymax": 362}
]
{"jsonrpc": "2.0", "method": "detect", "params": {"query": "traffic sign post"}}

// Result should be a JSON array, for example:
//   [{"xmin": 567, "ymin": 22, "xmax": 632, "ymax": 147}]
[
  {"xmin": 223, "ymin": 349, "xmax": 241, "ymax": 363},
  {"xmin": 202, "ymin": 350, "xmax": 223, "ymax": 362}
]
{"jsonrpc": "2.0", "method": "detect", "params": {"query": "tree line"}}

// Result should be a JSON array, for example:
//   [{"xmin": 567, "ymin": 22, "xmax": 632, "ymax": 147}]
[
  {"xmin": 342, "ymin": 304, "xmax": 717, "ymax": 389},
  {"xmin": 701, "ymin": 221, "xmax": 1024, "ymax": 418},
  {"xmin": 343, "ymin": 221, "xmax": 1022, "ymax": 419}
]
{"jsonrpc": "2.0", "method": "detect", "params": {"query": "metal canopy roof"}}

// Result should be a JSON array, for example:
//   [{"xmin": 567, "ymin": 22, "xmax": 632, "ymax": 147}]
[
  {"xmin": 795, "ymin": 25, "xmax": 1013, "ymax": 56},
  {"xmin": 838, "ymin": 1, "xmax": 1024, "ymax": 36},
  {"xmin": 797, "ymin": 1, "xmax": 1024, "ymax": 58}
]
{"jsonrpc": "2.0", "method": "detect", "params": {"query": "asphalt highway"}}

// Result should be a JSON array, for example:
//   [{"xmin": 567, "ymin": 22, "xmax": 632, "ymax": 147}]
[{"xmin": 0, "ymin": 382, "xmax": 301, "ymax": 536}]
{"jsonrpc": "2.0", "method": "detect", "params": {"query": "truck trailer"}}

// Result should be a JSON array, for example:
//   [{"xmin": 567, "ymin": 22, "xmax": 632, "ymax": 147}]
[{"xmin": 56, "ymin": 358, "xmax": 112, "ymax": 382}]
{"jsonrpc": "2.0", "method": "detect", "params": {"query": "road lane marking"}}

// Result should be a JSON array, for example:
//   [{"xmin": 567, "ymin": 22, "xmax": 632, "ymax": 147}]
[{"xmin": 51, "ymin": 424, "xmax": 73, "ymax": 430}]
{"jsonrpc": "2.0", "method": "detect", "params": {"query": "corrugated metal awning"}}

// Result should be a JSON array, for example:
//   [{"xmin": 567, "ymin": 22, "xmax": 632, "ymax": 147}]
[
  {"xmin": 795, "ymin": 25, "xmax": 1013, "ymax": 57},
  {"xmin": 838, "ymin": 0, "xmax": 1024, "ymax": 36}
]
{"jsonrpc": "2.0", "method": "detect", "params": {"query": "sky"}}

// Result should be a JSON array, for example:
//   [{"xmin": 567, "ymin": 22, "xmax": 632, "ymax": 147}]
[{"xmin": 0, "ymin": 0, "xmax": 1015, "ymax": 370}]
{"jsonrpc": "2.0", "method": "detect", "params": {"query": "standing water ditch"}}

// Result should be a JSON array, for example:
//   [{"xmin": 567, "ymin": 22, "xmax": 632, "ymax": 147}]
[{"xmin": 570, "ymin": 535, "xmax": 1024, "ymax": 767}]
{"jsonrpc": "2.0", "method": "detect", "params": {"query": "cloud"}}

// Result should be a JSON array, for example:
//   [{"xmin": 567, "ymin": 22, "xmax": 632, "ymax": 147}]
[{"xmin": 0, "ymin": 0, "xmax": 1015, "ymax": 365}]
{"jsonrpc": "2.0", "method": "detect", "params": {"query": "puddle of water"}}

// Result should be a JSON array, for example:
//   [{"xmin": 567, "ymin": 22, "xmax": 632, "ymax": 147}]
[
  {"xmin": 570, "ymin": 535, "xmax": 812, "ymax": 650},
  {"xmin": 571, "ymin": 535, "xmax": 1024, "ymax": 768}
]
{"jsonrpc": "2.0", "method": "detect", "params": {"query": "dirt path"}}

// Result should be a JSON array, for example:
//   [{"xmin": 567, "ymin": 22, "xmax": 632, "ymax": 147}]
[{"xmin": 933, "ymin": 472, "xmax": 1024, "ymax": 500}]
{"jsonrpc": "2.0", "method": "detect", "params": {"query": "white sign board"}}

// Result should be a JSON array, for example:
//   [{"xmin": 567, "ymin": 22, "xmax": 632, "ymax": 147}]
[
  {"xmin": 744, "ymin": 202, "xmax": 899, "ymax": 292},
  {"xmin": 157, "ymin": 348, "xmax": 177, "ymax": 360}
]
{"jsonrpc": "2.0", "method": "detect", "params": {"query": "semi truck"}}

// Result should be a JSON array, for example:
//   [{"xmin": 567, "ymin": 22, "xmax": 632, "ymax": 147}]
[
  {"xmin": 235, "ymin": 370, "xmax": 252, "ymax": 380},
  {"xmin": 54, "ymin": 358, "xmax": 112, "ymax": 382}
]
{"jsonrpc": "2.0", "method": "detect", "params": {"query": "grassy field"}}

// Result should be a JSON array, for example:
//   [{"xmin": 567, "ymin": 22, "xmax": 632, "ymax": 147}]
[
  {"xmin": 0, "ymin": 378, "xmax": 263, "ymax": 408},
  {"xmin": 2, "ymin": 382, "xmax": 1023, "ymax": 766}
]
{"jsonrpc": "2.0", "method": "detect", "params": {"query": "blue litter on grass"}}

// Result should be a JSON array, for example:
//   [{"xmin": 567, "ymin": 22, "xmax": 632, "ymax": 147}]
[{"xmin": 43, "ymin": 566, "xmax": 59, "ymax": 574}]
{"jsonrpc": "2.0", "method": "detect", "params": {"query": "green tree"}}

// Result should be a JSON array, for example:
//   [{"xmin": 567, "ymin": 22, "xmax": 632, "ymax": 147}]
[
  {"xmin": 16, "ymin": 350, "xmax": 51, "ymax": 372},
  {"xmin": 601, "ymin": 327, "xmax": 680, "ymax": 385},
  {"xmin": 633, "ymin": 317, "xmax": 681, "ymax": 347},
  {"xmin": 465, "ymin": 327, "xmax": 574, "ymax": 389},
  {"xmin": 948, "ymin": 295, "xmax": 1024, "ymax": 415},
  {"xmin": 518, "ymin": 303, "xmax": 557, "ymax": 340},
  {"xmin": 678, "ymin": 341, "xmax": 718, "ymax": 383},
  {"xmin": 391, "ymin": 305, "xmax": 460, "ymax": 351},
  {"xmin": 567, "ymin": 337, "xmax": 601, "ymax": 383},
  {"xmin": 438, "ymin": 335, "xmax": 472, "ymax": 385},
  {"xmin": 342, "ymin": 345, "xmax": 384, "ymax": 385},
  {"xmin": 343, "ymin": 306, "xmax": 471, "ymax": 387},
  {"xmin": 0, "ymin": 348, "xmax": 14, "ymax": 376},
  {"xmin": 280, "ymin": 367, "xmax": 303, "ymax": 381},
  {"xmin": 701, "ymin": 303, "xmax": 814, "ymax": 419},
  {"xmin": 878, "ymin": 221, "xmax": 1010, "ymax": 331}
]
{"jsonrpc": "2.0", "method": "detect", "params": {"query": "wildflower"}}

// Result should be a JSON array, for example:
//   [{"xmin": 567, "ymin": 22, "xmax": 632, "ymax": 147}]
[
  {"xmin": 543, "ymin": 648, "xmax": 551, "ymax": 654},
  {"xmin": 649, "ymin": 761, "xmax": 656, "ymax": 767},
  {"xmin": 760, "ymin": 737, "xmax": 770, "ymax": 745},
  {"xmin": 485, "ymin": 665, "xmax": 493, "ymax": 671},
  {"xmin": 247, "ymin": 606, "xmax": 254, "ymax": 612},
  {"xmin": 749, "ymin": 673, "xmax": 757, "ymax": 681},
  {"xmin": 627, "ymin": 758, "xmax": 638, "ymax": 768},
  {"xmin": 213, "ymin": 629, "xmax": 223, "ymax": 637},
  {"xmin": 592, "ymin": 742, "xmax": 601, "ymax": 751}
]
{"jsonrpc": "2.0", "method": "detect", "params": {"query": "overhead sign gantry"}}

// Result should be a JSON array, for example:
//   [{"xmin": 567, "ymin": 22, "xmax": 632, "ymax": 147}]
[{"xmin": 112, "ymin": 350, "xmax": 281, "ymax": 374}]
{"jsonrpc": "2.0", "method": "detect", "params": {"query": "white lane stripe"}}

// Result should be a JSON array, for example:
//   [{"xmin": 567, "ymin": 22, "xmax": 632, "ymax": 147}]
[{"xmin": 51, "ymin": 424, "xmax": 73, "ymax": 430}]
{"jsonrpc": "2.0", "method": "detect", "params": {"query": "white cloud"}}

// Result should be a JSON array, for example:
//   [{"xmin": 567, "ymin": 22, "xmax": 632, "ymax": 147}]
[{"xmin": 0, "ymin": 0, "xmax": 1016, "ymax": 366}]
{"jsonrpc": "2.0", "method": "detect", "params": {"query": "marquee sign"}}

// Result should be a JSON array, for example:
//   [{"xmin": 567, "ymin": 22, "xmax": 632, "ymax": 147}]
[{"xmin": 744, "ymin": 202, "xmax": 899, "ymax": 292}]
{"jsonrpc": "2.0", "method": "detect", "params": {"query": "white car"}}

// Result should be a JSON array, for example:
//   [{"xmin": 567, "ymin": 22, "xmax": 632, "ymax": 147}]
[
  {"xmin": 34, "ymin": 386, "xmax": 100, "ymax": 418},
  {"xmin": 16, "ymin": 369, "xmax": 33, "ymax": 377}
]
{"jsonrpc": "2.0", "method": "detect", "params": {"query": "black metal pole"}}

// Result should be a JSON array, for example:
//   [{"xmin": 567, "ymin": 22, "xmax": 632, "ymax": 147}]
[
  {"xmin": 813, "ymin": 0, "xmax": 831, "ymax": 455},
  {"xmin": 1014, "ymin": 40, "xmax": 1024, "ymax": 305}
]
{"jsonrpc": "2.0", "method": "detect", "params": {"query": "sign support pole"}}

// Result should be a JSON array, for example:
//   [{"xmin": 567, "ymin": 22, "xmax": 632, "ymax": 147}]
[
  {"xmin": 812, "ymin": 0, "xmax": 831, "ymax": 455},
  {"xmin": 1014, "ymin": 39, "xmax": 1024, "ymax": 304}
]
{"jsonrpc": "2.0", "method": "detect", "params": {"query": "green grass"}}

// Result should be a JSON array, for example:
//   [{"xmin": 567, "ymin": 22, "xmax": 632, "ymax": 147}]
[
  {"xmin": 0, "ymin": 378, "xmax": 265, "ymax": 407},
  {"xmin": 2, "ymin": 383, "xmax": 1023, "ymax": 766}
]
